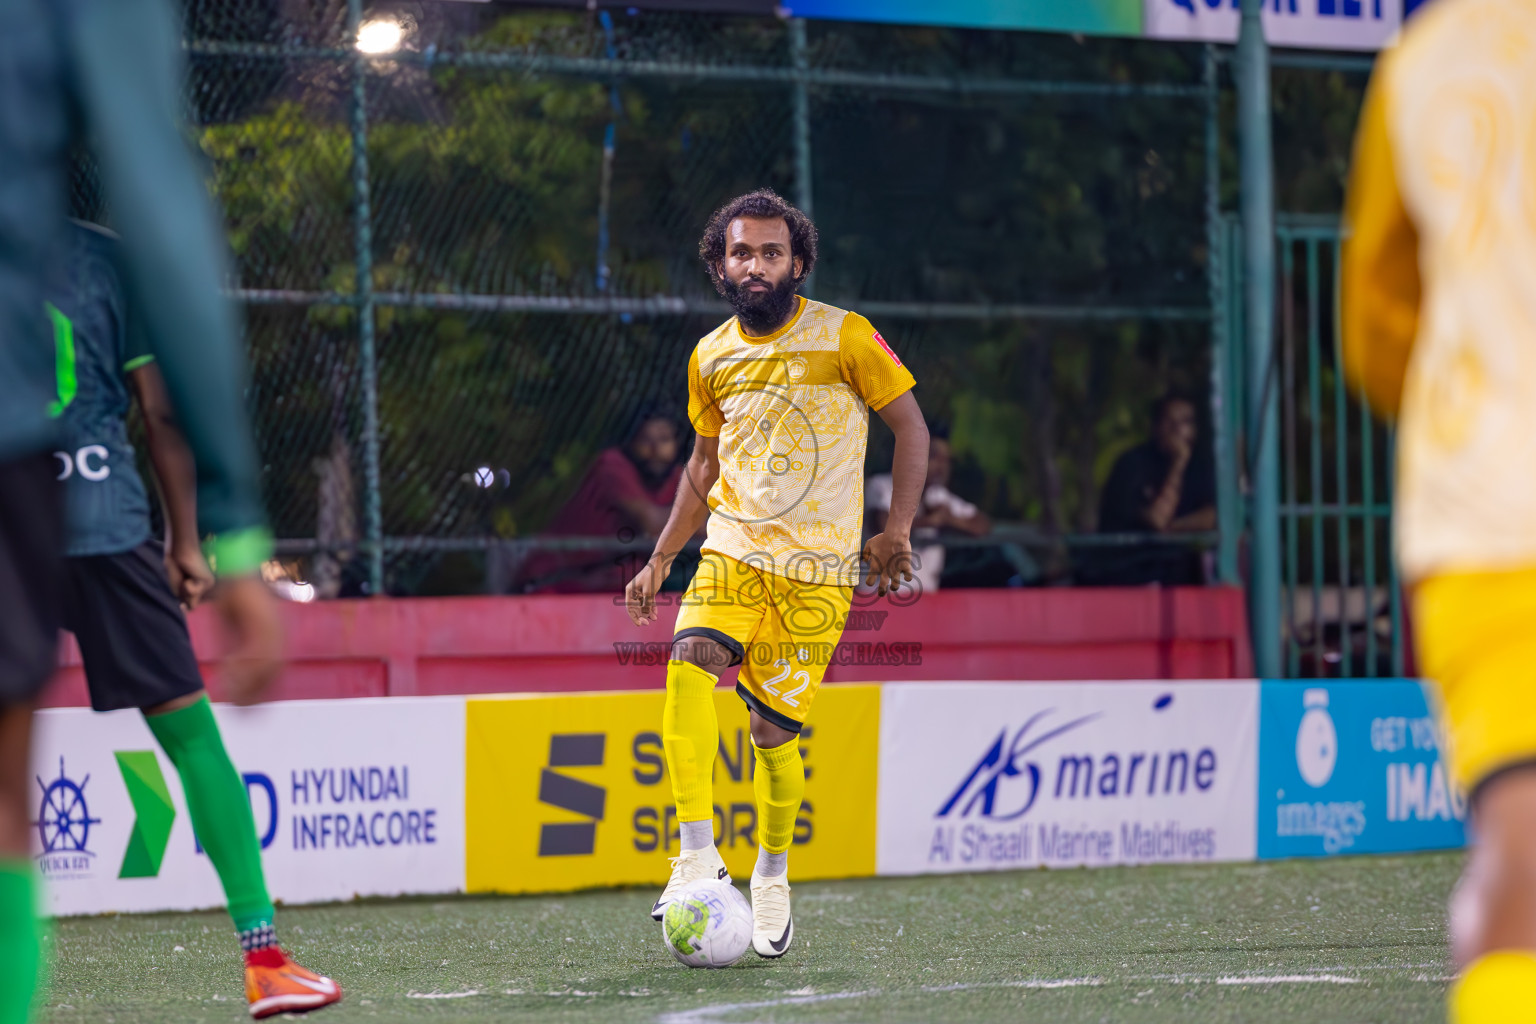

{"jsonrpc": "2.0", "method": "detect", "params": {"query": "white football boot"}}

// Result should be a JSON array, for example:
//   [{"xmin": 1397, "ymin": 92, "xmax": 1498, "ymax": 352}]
[
  {"xmin": 750, "ymin": 870, "xmax": 793, "ymax": 958},
  {"xmin": 650, "ymin": 845, "xmax": 730, "ymax": 920}
]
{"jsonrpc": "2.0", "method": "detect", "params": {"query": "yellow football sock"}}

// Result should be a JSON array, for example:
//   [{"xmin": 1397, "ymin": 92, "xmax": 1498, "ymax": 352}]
[
  {"xmin": 1450, "ymin": 951, "xmax": 1536, "ymax": 1023},
  {"xmin": 753, "ymin": 737, "xmax": 804, "ymax": 855},
  {"xmin": 662, "ymin": 660, "xmax": 719, "ymax": 824}
]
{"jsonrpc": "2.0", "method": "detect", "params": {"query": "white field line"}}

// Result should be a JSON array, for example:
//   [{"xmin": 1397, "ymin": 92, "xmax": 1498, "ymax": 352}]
[
  {"xmin": 655, "ymin": 967, "xmax": 1449, "ymax": 1023},
  {"xmin": 656, "ymin": 978, "xmax": 1104, "ymax": 1022},
  {"xmin": 656, "ymin": 990, "xmax": 874, "ymax": 1024},
  {"xmin": 920, "ymin": 978, "xmax": 1104, "ymax": 993},
  {"xmin": 1216, "ymin": 975, "xmax": 1361, "ymax": 985}
]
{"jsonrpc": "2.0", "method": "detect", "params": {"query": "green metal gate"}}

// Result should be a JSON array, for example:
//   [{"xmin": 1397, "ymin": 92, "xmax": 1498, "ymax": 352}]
[{"xmin": 1220, "ymin": 214, "xmax": 1409, "ymax": 678}]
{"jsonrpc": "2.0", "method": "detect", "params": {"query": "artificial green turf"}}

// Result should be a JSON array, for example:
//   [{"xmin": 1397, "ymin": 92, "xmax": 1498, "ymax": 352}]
[{"xmin": 41, "ymin": 852, "xmax": 1460, "ymax": 1024}]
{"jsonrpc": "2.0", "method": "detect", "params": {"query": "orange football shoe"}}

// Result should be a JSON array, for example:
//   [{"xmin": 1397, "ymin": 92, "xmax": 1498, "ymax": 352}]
[{"xmin": 244, "ymin": 948, "xmax": 342, "ymax": 1019}]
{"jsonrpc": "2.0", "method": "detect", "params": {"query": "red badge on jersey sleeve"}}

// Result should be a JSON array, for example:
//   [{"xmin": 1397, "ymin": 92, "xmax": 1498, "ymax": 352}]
[{"xmin": 872, "ymin": 331, "xmax": 903, "ymax": 367}]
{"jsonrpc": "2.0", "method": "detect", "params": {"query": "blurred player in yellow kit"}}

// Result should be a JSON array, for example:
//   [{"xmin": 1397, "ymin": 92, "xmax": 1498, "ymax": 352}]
[
  {"xmin": 624, "ymin": 189, "xmax": 929, "ymax": 958},
  {"xmin": 1341, "ymin": 2, "xmax": 1536, "ymax": 1019}
]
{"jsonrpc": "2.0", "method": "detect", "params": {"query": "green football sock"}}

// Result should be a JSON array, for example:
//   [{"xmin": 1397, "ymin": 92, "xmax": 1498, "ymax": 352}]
[
  {"xmin": 0, "ymin": 860, "xmax": 43, "ymax": 1024},
  {"xmin": 144, "ymin": 697, "xmax": 276, "ymax": 943}
]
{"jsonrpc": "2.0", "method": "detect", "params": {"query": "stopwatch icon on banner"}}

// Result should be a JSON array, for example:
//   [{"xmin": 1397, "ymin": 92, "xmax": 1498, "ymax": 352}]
[{"xmin": 1296, "ymin": 688, "xmax": 1338, "ymax": 788}]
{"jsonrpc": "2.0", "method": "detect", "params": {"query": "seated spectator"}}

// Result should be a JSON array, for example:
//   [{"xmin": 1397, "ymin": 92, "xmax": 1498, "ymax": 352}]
[
  {"xmin": 865, "ymin": 424, "xmax": 991, "ymax": 594},
  {"xmin": 1085, "ymin": 393, "xmax": 1215, "ymax": 586},
  {"xmin": 515, "ymin": 406, "xmax": 686, "ymax": 593}
]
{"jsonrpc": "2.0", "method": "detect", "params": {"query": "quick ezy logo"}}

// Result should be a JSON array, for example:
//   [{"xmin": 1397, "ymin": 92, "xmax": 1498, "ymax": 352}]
[{"xmin": 33, "ymin": 757, "xmax": 101, "ymax": 879}]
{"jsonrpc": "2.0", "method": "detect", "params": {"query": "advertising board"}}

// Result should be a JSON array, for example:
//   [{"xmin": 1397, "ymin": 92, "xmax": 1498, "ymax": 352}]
[
  {"xmin": 1257, "ymin": 680, "xmax": 1465, "ymax": 859},
  {"xmin": 30, "ymin": 698, "xmax": 466, "ymax": 916},
  {"xmin": 465, "ymin": 685, "xmax": 880, "ymax": 895},
  {"xmin": 877, "ymin": 681, "xmax": 1259, "ymax": 875}
]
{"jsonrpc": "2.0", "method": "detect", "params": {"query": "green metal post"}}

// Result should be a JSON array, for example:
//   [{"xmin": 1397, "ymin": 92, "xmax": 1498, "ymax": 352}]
[
  {"xmin": 790, "ymin": 18, "xmax": 814, "ymax": 298},
  {"xmin": 1206, "ymin": 47, "xmax": 1239, "ymax": 586},
  {"xmin": 1330, "ymin": 237, "xmax": 1352, "ymax": 676},
  {"xmin": 1281, "ymin": 232, "xmax": 1299, "ymax": 677},
  {"xmin": 1238, "ymin": 0, "xmax": 1281, "ymax": 677},
  {"xmin": 348, "ymin": 0, "xmax": 384, "ymax": 595},
  {"xmin": 1305, "ymin": 239, "xmax": 1324, "ymax": 673},
  {"xmin": 1225, "ymin": 218, "xmax": 1246, "ymax": 499}
]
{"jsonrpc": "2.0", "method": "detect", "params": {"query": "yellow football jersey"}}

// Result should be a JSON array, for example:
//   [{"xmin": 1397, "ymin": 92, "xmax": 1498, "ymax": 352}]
[
  {"xmin": 1342, "ymin": 0, "xmax": 1536, "ymax": 582},
  {"xmin": 687, "ymin": 295, "xmax": 915, "ymax": 586}
]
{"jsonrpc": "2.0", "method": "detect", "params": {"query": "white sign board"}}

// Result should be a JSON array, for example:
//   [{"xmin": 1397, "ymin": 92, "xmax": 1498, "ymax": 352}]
[
  {"xmin": 877, "ymin": 681, "xmax": 1259, "ymax": 875},
  {"xmin": 29, "ymin": 697, "xmax": 465, "ymax": 917},
  {"xmin": 1144, "ymin": 0, "xmax": 1400, "ymax": 50}
]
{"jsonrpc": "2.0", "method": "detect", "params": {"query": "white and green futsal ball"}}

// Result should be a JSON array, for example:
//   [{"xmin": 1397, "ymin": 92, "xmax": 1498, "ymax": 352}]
[{"xmin": 661, "ymin": 879, "xmax": 752, "ymax": 968}]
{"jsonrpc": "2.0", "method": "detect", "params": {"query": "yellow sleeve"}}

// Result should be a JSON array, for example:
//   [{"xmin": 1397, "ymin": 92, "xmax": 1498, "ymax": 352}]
[
  {"xmin": 1341, "ymin": 55, "xmax": 1421, "ymax": 422},
  {"xmin": 838, "ymin": 312, "xmax": 916, "ymax": 410},
  {"xmin": 687, "ymin": 347, "xmax": 724, "ymax": 437}
]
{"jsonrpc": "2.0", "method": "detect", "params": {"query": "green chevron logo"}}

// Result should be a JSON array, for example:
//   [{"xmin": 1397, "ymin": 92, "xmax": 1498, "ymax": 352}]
[{"xmin": 115, "ymin": 751, "xmax": 176, "ymax": 879}]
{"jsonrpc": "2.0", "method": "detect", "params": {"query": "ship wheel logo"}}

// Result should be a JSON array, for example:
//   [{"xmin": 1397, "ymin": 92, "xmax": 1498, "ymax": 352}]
[{"xmin": 34, "ymin": 757, "xmax": 101, "ymax": 856}]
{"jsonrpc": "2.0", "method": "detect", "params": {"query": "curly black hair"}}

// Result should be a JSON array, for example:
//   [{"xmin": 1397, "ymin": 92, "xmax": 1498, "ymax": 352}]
[
  {"xmin": 619, "ymin": 400, "xmax": 680, "ymax": 447},
  {"xmin": 698, "ymin": 188, "xmax": 818, "ymax": 293}
]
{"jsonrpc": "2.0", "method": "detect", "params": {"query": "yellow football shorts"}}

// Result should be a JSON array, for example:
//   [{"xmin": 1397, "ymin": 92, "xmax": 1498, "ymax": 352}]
[
  {"xmin": 672, "ymin": 550, "xmax": 852, "ymax": 733},
  {"xmin": 1415, "ymin": 566, "xmax": 1536, "ymax": 795}
]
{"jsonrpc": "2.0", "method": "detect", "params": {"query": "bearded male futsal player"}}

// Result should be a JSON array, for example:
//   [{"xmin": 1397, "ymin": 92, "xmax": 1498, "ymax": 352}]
[{"xmin": 625, "ymin": 189, "xmax": 929, "ymax": 958}]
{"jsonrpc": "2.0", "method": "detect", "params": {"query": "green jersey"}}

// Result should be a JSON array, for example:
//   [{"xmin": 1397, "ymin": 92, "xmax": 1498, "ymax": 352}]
[
  {"xmin": 0, "ymin": 0, "xmax": 270, "ymax": 574},
  {"xmin": 49, "ymin": 222, "xmax": 156, "ymax": 557}
]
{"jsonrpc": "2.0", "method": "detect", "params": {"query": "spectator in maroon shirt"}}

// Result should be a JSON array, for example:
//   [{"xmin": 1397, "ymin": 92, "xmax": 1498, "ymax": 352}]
[{"xmin": 515, "ymin": 408, "xmax": 687, "ymax": 593}]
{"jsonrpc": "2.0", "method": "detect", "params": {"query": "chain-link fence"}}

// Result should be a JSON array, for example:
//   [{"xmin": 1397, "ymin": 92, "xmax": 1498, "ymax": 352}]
[{"xmin": 88, "ymin": 2, "xmax": 1367, "ymax": 599}]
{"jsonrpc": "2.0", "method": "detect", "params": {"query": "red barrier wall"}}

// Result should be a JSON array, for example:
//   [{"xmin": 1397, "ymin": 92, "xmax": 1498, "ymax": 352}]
[{"xmin": 38, "ymin": 586, "xmax": 1253, "ymax": 707}]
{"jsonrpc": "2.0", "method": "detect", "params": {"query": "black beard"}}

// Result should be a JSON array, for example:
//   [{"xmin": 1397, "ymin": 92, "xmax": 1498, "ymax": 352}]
[
  {"xmin": 625, "ymin": 449, "xmax": 672, "ymax": 490},
  {"xmin": 722, "ymin": 275, "xmax": 800, "ymax": 334}
]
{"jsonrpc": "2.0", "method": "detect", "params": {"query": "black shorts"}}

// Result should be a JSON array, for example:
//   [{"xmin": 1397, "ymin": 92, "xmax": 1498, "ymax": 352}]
[
  {"xmin": 61, "ymin": 541, "xmax": 204, "ymax": 712},
  {"xmin": 0, "ymin": 453, "xmax": 64, "ymax": 705}
]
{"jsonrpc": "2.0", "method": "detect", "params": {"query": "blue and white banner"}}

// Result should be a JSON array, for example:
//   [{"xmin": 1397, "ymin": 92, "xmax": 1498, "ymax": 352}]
[
  {"xmin": 29, "ymin": 698, "xmax": 466, "ymax": 917},
  {"xmin": 1257, "ymin": 680, "xmax": 1465, "ymax": 859},
  {"xmin": 1144, "ymin": 0, "xmax": 1401, "ymax": 51},
  {"xmin": 876, "ymin": 682, "xmax": 1259, "ymax": 874}
]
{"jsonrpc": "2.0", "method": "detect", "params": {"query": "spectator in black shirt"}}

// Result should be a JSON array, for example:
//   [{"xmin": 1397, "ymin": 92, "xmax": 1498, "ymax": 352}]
[{"xmin": 1086, "ymin": 394, "xmax": 1215, "ymax": 585}]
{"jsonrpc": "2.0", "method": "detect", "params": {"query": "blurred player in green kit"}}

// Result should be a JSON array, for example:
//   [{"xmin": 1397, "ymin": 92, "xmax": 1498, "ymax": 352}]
[
  {"xmin": 45, "ymin": 220, "xmax": 341, "ymax": 1017},
  {"xmin": 0, "ymin": 0, "xmax": 304, "ymax": 1020}
]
